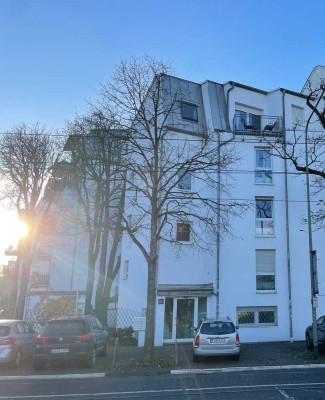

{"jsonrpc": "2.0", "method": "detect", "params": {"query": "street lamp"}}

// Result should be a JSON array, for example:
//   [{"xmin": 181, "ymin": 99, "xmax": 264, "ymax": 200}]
[{"xmin": 304, "ymin": 93, "xmax": 323, "ymax": 359}]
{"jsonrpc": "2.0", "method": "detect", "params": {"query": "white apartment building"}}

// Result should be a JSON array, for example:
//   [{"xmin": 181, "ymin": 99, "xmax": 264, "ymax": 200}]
[
  {"xmin": 21, "ymin": 66, "xmax": 325, "ymax": 345},
  {"xmin": 117, "ymin": 66, "xmax": 325, "ymax": 345}
]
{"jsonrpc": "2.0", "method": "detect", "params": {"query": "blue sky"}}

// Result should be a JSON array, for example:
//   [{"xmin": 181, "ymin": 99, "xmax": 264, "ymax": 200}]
[{"xmin": 0, "ymin": 0, "xmax": 324, "ymax": 133}]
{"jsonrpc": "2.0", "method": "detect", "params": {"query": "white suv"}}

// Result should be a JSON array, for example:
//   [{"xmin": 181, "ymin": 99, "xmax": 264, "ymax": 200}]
[{"xmin": 193, "ymin": 316, "xmax": 240, "ymax": 362}]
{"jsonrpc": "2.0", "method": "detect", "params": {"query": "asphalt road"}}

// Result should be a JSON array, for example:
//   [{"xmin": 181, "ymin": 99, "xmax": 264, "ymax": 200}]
[{"xmin": 1, "ymin": 367, "xmax": 325, "ymax": 399}]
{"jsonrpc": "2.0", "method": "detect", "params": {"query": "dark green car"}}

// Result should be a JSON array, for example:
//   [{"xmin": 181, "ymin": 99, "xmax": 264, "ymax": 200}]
[{"xmin": 33, "ymin": 315, "xmax": 109, "ymax": 370}]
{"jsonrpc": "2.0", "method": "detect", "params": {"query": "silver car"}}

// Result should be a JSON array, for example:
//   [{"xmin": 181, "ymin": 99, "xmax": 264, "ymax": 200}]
[
  {"xmin": 193, "ymin": 317, "xmax": 240, "ymax": 362},
  {"xmin": 0, "ymin": 320, "xmax": 37, "ymax": 368}
]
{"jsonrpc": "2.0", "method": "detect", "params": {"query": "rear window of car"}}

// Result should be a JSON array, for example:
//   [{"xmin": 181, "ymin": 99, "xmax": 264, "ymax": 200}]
[
  {"xmin": 0, "ymin": 326, "xmax": 10, "ymax": 336},
  {"xmin": 44, "ymin": 321, "xmax": 86, "ymax": 336},
  {"xmin": 200, "ymin": 322, "xmax": 235, "ymax": 335}
]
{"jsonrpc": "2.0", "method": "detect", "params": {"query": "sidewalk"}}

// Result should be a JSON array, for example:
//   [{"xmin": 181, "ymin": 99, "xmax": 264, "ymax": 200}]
[{"xmin": 107, "ymin": 341, "xmax": 325, "ymax": 374}]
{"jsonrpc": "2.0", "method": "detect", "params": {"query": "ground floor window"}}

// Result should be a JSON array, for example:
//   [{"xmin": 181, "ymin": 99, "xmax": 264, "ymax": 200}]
[{"xmin": 236, "ymin": 306, "xmax": 277, "ymax": 326}]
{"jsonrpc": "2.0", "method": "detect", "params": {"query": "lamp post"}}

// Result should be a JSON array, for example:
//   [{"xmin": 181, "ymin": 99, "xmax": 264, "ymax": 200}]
[{"xmin": 304, "ymin": 94, "xmax": 322, "ymax": 359}]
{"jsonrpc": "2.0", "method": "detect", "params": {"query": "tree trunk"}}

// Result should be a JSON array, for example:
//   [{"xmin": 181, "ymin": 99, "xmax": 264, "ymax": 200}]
[
  {"xmin": 15, "ymin": 236, "xmax": 33, "ymax": 319},
  {"xmin": 144, "ymin": 257, "xmax": 158, "ymax": 359},
  {"xmin": 84, "ymin": 237, "xmax": 97, "ymax": 315}
]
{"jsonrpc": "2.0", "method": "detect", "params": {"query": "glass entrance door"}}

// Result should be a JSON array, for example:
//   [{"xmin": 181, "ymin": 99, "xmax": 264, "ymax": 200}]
[
  {"xmin": 176, "ymin": 298, "xmax": 194, "ymax": 339},
  {"xmin": 163, "ymin": 296, "xmax": 207, "ymax": 342}
]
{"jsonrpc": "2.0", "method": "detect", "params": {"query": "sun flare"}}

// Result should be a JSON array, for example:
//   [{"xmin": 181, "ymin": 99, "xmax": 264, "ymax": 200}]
[{"xmin": 0, "ymin": 209, "xmax": 29, "ymax": 251}]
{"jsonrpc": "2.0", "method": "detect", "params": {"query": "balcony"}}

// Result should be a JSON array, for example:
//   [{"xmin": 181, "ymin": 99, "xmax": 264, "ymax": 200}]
[
  {"xmin": 233, "ymin": 113, "xmax": 283, "ymax": 139},
  {"xmin": 30, "ymin": 272, "xmax": 50, "ymax": 289}
]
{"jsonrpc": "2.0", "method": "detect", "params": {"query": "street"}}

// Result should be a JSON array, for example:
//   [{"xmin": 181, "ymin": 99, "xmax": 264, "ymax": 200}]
[{"xmin": 1, "ymin": 367, "xmax": 325, "ymax": 399}]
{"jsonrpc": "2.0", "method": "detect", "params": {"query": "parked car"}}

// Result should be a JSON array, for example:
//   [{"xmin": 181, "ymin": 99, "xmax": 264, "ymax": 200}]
[
  {"xmin": 305, "ymin": 315, "xmax": 325, "ymax": 350},
  {"xmin": 0, "ymin": 319, "xmax": 37, "ymax": 368},
  {"xmin": 193, "ymin": 316, "xmax": 240, "ymax": 362},
  {"xmin": 33, "ymin": 315, "xmax": 109, "ymax": 370}
]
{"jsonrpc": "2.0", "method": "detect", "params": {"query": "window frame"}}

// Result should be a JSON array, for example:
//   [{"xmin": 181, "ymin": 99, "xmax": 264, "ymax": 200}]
[
  {"xmin": 178, "ymin": 169, "xmax": 192, "ymax": 190},
  {"xmin": 256, "ymin": 249, "xmax": 276, "ymax": 292},
  {"xmin": 255, "ymin": 147, "xmax": 273, "ymax": 184},
  {"xmin": 176, "ymin": 222, "xmax": 191, "ymax": 242},
  {"xmin": 181, "ymin": 102, "xmax": 198, "ymax": 122},
  {"xmin": 236, "ymin": 306, "xmax": 277, "ymax": 327},
  {"xmin": 255, "ymin": 197, "xmax": 274, "ymax": 236}
]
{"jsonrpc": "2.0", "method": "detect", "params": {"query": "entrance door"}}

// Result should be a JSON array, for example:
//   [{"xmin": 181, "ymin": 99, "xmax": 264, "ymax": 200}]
[
  {"xmin": 176, "ymin": 299, "xmax": 194, "ymax": 340},
  {"xmin": 164, "ymin": 297, "xmax": 206, "ymax": 342}
]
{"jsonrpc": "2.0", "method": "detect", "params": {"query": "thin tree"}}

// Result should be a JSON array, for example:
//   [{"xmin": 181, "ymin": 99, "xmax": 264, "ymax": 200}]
[
  {"xmin": 0, "ymin": 123, "xmax": 58, "ymax": 318},
  {"xmin": 95, "ymin": 56, "xmax": 246, "ymax": 358}
]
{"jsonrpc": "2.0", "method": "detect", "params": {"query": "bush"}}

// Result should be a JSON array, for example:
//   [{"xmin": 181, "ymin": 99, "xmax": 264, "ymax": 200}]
[{"xmin": 109, "ymin": 326, "xmax": 137, "ymax": 345}]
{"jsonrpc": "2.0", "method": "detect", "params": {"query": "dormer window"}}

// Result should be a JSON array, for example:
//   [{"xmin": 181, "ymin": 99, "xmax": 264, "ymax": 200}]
[{"xmin": 181, "ymin": 102, "xmax": 198, "ymax": 122}]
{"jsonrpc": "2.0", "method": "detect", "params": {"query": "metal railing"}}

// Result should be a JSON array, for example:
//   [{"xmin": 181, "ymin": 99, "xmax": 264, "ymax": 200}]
[
  {"xmin": 233, "ymin": 113, "xmax": 283, "ymax": 139},
  {"xmin": 30, "ymin": 273, "xmax": 49, "ymax": 288}
]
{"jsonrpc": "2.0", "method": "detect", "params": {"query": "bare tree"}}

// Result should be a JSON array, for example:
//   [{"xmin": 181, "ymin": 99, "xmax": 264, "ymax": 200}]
[
  {"xmin": 0, "ymin": 123, "xmax": 58, "ymax": 318},
  {"xmin": 95, "ymin": 56, "xmax": 245, "ymax": 358},
  {"xmin": 263, "ymin": 82, "xmax": 325, "ymax": 228},
  {"xmin": 65, "ymin": 114, "xmax": 126, "ymax": 325}
]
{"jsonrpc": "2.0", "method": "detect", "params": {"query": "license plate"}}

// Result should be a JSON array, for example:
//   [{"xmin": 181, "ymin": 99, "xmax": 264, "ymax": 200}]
[
  {"xmin": 51, "ymin": 348, "xmax": 69, "ymax": 353},
  {"xmin": 210, "ymin": 338, "xmax": 226, "ymax": 344}
]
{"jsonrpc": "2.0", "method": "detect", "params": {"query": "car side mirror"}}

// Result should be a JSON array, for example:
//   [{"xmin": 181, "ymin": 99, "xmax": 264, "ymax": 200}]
[{"xmin": 235, "ymin": 325, "xmax": 239, "ymax": 330}]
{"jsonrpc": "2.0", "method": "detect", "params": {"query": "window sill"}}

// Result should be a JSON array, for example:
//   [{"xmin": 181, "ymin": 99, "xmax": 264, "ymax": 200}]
[
  {"xmin": 255, "ymin": 235, "xmax": 275, "ymax": 238},
  {"xmin": 181, "ymin": 117, "xmax": 199, "ymax": 123},
  {"xmin": 254, "ymin": 182, "xmax": 274, "ymax": 186},
  {"xmin": 256, "ymin": 290, "xmax": 277, "ymax": 294}
]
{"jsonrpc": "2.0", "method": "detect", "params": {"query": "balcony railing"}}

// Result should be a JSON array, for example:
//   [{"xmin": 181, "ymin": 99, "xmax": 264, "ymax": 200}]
[
  {"xmin": 233, "ymin": 113, "xmax": 283, "ymax": 139},
  {"xmin": 30, "ymin": 273, "xmax": 49, "ymax": 288}
]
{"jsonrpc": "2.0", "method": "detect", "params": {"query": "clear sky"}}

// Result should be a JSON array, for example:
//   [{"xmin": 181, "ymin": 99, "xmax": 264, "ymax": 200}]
[
  {"xmin": 0, "ymin": 0, "xmax": 324, "ymax": 133},
  {"xmin": 0, "ymin": 0, "xmax": 324, "ymax": 258}
]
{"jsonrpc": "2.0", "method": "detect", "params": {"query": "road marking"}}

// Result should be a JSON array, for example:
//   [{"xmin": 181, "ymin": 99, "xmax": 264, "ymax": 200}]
[
  {"xmin": 279, "ymin": 389, "xmax": 296, "ymax": 400},
  {"xmin": 0, "ymin": 382, "xmax": 324, "ymax": 399}
]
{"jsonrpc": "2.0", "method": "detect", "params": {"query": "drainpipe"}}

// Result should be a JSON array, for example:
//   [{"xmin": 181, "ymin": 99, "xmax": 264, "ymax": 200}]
[
  {"xmin": 216, "ymin": 128, "xmax": 221, "ymax": 318},
  {"xmin": 215, "ymin": 83, "xmax": 235, "ymax": 318},
  {"xmin": 282, "ymin": 89, "xmax": 293, "ymax": 342}
]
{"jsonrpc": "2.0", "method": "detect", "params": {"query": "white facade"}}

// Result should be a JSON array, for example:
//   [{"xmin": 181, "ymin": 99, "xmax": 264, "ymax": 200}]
[{"xmin": 118, "ymin": 68, "xmax": 325, "ymax": 346}]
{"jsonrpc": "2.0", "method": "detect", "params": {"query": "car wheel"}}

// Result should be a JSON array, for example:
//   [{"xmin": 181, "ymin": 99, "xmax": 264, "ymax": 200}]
[
  {"xmin": 100, "ymin": 340, "xmax": 109, "ymax": 357},
  {"xmin": 85, "ymin": 347, "xmax": 96, "ymax": 368},
  {"xmin": 306, "ymin": 333, "xmax": 313, "ymax": 350},
  {"xmin": 12, "ymin": 350, "xmax": 21, "ymax": 369},
  {"xmin": 192, "ymin": 354, "xmax": 200, "ymax": 362},
  {"xmin": 33, "ymin": 360, "xmax": 46, "ymax": 371},
  {"xmin": 233, "ymin": 354, "xmax": 240, "ymax": 361}
]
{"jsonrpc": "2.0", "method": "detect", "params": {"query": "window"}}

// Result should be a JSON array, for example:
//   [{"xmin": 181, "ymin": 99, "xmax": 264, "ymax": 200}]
[
  {"xmin": 122, "ymin": 260, "xmax": 129, "ymax": 280},
  {"xmin": 292, "ymin": 105, "xmax": 304, "ymax": 128},
  {"xmin": 178, "ymin": 169, "xmax": 191, "ymax": 190},
  {"xmin": 237, "ymin": 306, "xmax": 277, "ymax": 326},
  {"xmin": 255, "ymin": 148, "xmax": 272, "ymax": 184},
  {"xmin": 256, "ymin": 198, "xmax": 274, "ymax": 235},
  {"xmin": 181, "ymin": 102, "xmax": 198, "ymax": 122},
  {"xmin": 256, "ymin": 250, "xmax": 275, "ymax": 291},
  {"xmin": 176, "ymin": 222, "xmax": 190, "ymax": 241}
]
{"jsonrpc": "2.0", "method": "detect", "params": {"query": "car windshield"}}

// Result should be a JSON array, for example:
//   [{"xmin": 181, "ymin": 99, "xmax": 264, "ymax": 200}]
[
  {"xmin": 44, "ymin": 321, "xmax": 86, "ymax": 336},
  {"xmin": 0, "ymin": 326, "xmax": 10, "ymax": 336},
  {"xmin": 200, "ymin": 322, "xmax": 235, "ymax": 335}
]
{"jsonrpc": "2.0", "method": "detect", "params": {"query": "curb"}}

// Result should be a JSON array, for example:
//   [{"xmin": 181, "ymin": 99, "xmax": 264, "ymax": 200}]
[
  {"xmin": 0, "ymin": 373, "xmax": 105, "ymax": 380},
  {"xmin": 171, "ymin": 364, "xmax": 325, "ymax": 374}
]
